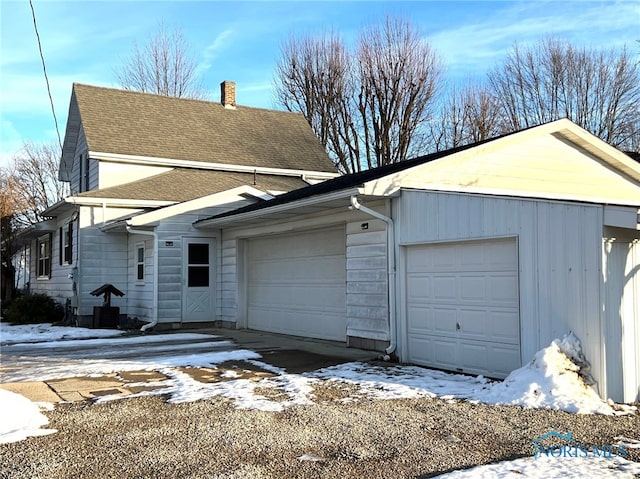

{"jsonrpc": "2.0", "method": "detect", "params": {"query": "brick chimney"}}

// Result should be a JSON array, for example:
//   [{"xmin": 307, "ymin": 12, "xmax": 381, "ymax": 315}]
[{"xmin": 220, "ymin": 81, "xmax": 236, "ymax": 109}]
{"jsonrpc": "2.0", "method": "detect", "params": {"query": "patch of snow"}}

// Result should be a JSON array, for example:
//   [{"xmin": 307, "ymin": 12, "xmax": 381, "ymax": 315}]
[
  {"xmin": 616, "ymin": 437, "xmax": 640, "ymax": 449},
  {"xmin": 433, "ymin": 455, "xmax": 640, "ymax": 478},
  {"xmin": 3, "ymin": 349, "xmax": 261, "ymax": 383},
  {"xmin": 0, "ymin": 389, "xmax": 56, "ymax": 444},
  {"xmin": 2, "ymin": 330, "xmax": 635, "ymax": 419},
  {"xmin": 311, "ymin": 333, "xmax": 635, "ymax": 416},
  {"xmin": 4, "ymin": 332, "xmax": 219, "ymax": 349},
  {"xmin": 297, "ymin": 453, "xmax": 326, "ymax": 462},
  {"xmin": 96, "ymin": 368, "xmax": 317, "ymax": 412},
  {"xmin": 0, "ymin": 322, "xmax": 125, "ymax": 344}
]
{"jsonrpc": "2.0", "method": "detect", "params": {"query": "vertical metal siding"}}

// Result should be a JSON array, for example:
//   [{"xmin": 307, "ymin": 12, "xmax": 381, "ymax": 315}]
[
  {"xmin": 603, "ymin": 237, "xmax": 640, "ymax": 402},
  {"xmin": 397, "ymin": 190, "xmax": 604, "ymax": 393}
]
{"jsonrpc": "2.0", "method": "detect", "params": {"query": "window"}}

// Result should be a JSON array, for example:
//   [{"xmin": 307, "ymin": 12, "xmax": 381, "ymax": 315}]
[
  {"xmin": 59, "ymin": 222, "xmax": 73, "ymax": 265},
  {"xmin": 37, "ymin": 234, "xmax": 51, "ymax": 278},
  {"xmin": 78, "ymin": 153, "xmax": 90, "ymax": 192},
  {"xmin": 187, "ymin": 243, "xmax": 209, "ymax": 287},
  {"xmin": 136, "ymin": 243, "xmax": 145, "ymax": 282},
  {"xmin": 83, "ymin": 154, "xmax": 90, "ymax": 191}
]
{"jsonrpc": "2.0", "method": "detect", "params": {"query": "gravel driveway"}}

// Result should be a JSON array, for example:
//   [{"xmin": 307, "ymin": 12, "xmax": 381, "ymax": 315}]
[{"xmin": 2, "ymin": 386, "xmax": 639, "ymax": 479}]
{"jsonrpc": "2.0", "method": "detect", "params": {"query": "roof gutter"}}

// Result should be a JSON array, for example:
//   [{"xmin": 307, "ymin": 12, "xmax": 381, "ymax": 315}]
[
  {"xmin": 125, "ymin": 223, "xmax": 158, "ymax": 332},
  {"xmin": 349, "ymin": 195, "xmax": 397, "ymax": 357},
  {"xmin": 195, "ymin": 187, "xmax": 362, "ymax": 229}
]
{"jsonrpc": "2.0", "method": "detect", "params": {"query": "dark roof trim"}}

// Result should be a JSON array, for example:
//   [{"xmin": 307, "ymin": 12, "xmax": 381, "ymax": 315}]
[{"xmin": 194, "ymin": 125, "xmax": 533, "ymax": 225}]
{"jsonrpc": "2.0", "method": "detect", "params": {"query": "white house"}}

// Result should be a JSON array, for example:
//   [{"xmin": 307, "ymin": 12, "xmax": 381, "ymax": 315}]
[
  {"xmin": 193, "ymin": 119, "xmax": 640, "ymax": 404},
  {"xmin": 19, "ymin": 82, "xmax": 339, "ymax": 328},
  {"xmin": 20, "ymin": 84, "xmax": 639, "ymax": 404}
]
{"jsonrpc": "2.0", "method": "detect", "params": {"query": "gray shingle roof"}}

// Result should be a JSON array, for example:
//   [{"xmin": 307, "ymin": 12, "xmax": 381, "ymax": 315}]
[
  {"xmin": 76, "ymin": 169, "xmax": 309, "ymax": 202},
  {"xmin": 72, "ymin": 83, "xmax": 337, "ymax": 173}
]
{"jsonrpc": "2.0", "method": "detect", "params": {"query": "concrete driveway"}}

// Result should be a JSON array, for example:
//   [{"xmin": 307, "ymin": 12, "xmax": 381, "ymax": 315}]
[{"xmin": 0, "ymin": 327, "xmax": 376, "ymax": 403}]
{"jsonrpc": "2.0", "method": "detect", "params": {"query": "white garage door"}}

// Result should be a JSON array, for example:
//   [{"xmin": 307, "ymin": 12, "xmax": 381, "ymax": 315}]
[
  {"xmin": 406, "ymin": 237, "xmax": 520, "ymax": 378},
  {"xmin": 247, "ymin": 226, "xmax": 346, "ymax": 341}
]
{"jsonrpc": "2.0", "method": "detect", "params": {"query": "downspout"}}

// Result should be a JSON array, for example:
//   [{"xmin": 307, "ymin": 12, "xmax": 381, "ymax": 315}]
[
  {"xmin": 349, "ymin": 196, "xmax": 397, "ymax": 356},
  {"xmin": 126, "ymin": 224, "xmax": 158, "ymax": 332}
]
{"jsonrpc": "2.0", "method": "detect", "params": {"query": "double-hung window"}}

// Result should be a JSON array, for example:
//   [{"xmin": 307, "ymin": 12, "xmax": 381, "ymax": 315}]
[
  {"xmin": 37, "ymin": 234, "xmax": 52, "ymax": 278},
  {"xmin": 136, "ymin": 243, "xmax": 145, "ymax": 282},
  {"xmin": 59, "ymin": 222, "xmax": 73, "ymax": 265}
]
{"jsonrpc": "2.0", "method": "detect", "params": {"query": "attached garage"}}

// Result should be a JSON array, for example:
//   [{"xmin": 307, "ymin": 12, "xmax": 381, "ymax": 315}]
[
  {"xmin": 196, "ymin": 119, "xmax": 640, "ymax": 402},
  {"xmin": 246, "ymin": 226, "xmax": 347, "ymax": 341},
  {"xmin": 405, "ymin": 237, "xmax": 521, "ymax": 378}
]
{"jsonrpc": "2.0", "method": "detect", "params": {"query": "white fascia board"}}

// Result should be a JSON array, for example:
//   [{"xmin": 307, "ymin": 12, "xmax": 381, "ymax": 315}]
[
  {"xmin": 551, "ymin": 125, "xmax": 640, "ymax": 184},
  {"xmin": 89, "ymin": 151, "xmax": 340, "ymax": 180},
  {"xmin": 65, "ymin": 196, "xmax": 176, "ymax": 208},
  {"xmin": 604, "ymin": 205, "xmax": 640, "ymax": 229},
  {"xmin": 129, "ymin": 186, "xmax": 274, "ymax": 226},
  {"xmin": 194, "ymin": 187, "xmax": 363, "ymax": 229}
]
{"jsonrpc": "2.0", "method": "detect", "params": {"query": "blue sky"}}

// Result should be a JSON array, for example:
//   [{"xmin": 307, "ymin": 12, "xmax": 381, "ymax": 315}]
[{"xmin": 1, "ymin": 0, "xmax": 638, "ymax": 168}]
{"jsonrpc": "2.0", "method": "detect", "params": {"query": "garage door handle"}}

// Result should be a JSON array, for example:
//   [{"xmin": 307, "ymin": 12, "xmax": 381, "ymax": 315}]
[{"xmin": 456, "ymin": 322, "xmax": 461, "ymax": 331}]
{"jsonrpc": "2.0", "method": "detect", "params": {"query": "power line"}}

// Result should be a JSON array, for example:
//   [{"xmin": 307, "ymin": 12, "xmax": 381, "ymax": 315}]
[{"xmin": 29, "ymin": 0, "xmax": 63, "ymax": 152}]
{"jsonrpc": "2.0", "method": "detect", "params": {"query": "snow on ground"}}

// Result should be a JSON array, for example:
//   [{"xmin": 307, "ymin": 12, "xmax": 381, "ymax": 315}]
[
  {"xmin": 432, "ymin": 455, "xmax": 640, "ymax": 478},
  {"xmin": 0, "ymin": 323, "xmax": 637, "ymax": 449},
  {"xmin": 0, "ymin": 389, "xmax": 56, "ymax": 444},
  {"xmin": 0, "ymin": 322, "xmax": 125, "ymax": 344},
  {"xmin": 3, "ymin": 332, "xmax": 219, "ymax": 349},
  {"xmin": 3, "ymin": 348, "xmax": 260, "ymax": 383},
  {"xmin": 312, "ymin": 333, "xmax": 635, "ymax": 415}
]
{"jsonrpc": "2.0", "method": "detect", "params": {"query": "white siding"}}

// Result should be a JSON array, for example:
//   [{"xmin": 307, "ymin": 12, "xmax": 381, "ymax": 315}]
[
  {"xmin": 602, "ymin": 231, "xmax": 640, "ymax": 403},
  {"xmin": 28, "ymin": 214, "xmax": 79, "ymax": 305},
  {"xmin": 150, "ymin": 201, "xmax": 253, "ymax": 324},
  {"xmin": 396, "ymin": 190, "xmax": 604, "ymax": 393},
  {"xmin": 220, "ymin": 238, "xmax": 238, "ymax": 323},
  {"xmin": 127, "ymin": 235, "xmax": 154, "ymax": 321},
  {"xmin": 69, "ymin": 125, "xmax": 87, "ymax": 195},
  {"xmin": 220, "ymin": 206, "xmax": 390, "ymax": 342},
  {"xmin": 346, "ymin": 219, "xmax": 389, "ymax": 340},
  {"xmin": 75, "ymin": 205, "xmax": 142, "ymax": 317}
]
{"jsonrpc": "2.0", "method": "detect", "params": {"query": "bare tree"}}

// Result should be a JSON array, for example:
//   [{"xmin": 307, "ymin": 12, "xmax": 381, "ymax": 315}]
[
  {"xmin": 357, "ymin": 17, "xmax": 444, "ymax": 169},
  {"xmin": 275, "ymin": 32, "xmax": 361, "ymax": 173},
  {"xmin": 275, "ymin": 17, "xmax": 444, "ymax": 173},
  {"xmin": 489, "ymin": 38, "xmax": 640, "ymax": 151},
  {"xmin": 115, "ymin": 22, "xmax": 206, "ymax": 99},
  {"xmin": 8, "ymin": 141, "xmax": 68, "ymax": 228},
  {"xmin": 431, "ymin": 81, "xmax": 505, "ymax": 150}
]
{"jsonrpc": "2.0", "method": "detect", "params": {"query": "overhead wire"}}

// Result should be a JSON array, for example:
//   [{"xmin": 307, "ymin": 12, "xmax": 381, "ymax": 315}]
[{"xmin": 28, "ymin": 0, "xmax": 63, "ymax": 152}]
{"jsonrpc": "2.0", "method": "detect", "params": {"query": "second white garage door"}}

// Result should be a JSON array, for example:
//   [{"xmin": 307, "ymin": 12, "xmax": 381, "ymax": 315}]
[
  {"xmin": 247, "ymin": 226, "xmax": 347, "ymax": 341},
  {"xmin": 405, "ymin": 237, "xmax": 521, "ymax": 378}
]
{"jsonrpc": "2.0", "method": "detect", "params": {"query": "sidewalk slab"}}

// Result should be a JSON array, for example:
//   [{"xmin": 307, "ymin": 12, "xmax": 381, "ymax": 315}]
[{"xmin": 0, "ymin": 381, "xmax": 63, "ymax": 403}]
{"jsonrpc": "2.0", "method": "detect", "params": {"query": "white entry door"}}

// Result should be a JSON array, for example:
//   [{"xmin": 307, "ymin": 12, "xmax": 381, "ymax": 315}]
[
  {"xmin": 246, "ymin": 227, "xmax": 347, "ymax": 341},
  {"xmin": 405, "ymin": 237, "xmax": 521, "ymax": 378},
  {"xmin": 182, "ymin": 238, "xmax": 215, "ymax": 322}
]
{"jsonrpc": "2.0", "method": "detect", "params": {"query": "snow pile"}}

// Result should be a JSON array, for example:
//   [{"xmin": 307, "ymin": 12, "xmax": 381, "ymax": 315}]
[
  {"xmin": 313, "ymin": 333, "xmax": 633, "ymax": 416},
  {"xmin": 0, "ymin": 389, "xmax": 56, "ymax": 444},
  {"xmin": 474, "ymin": 333, "xmax": 631, "ymax": 415},
  {"xmin": 433, "ymin": 455, "xmax": 640, "ymax": 478},
  {"xmin": 0, "ymin": 322, "xmax": 125, "ymax": 345}
]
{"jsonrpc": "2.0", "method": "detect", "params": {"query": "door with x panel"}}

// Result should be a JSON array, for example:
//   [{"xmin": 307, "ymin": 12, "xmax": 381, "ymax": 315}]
[{"xmin": 182, "ymin": 238, "xmax": 215, "ymax": 322}]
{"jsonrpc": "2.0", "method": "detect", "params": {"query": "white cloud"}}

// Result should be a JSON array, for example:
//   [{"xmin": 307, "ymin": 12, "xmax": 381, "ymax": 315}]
[
  {"xmin": 429, "ymin": 1, "xmax": 640, "ymax": 77},
  {"xmin": 197, "ymin": 29, "xmax": 235, "ymax": 74}
]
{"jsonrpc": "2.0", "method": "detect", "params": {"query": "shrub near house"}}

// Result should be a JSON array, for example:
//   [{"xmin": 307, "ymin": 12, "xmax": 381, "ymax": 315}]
[{"xmin": 5, "ymin": 294, "xmax": 64, "ymax": 325}]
